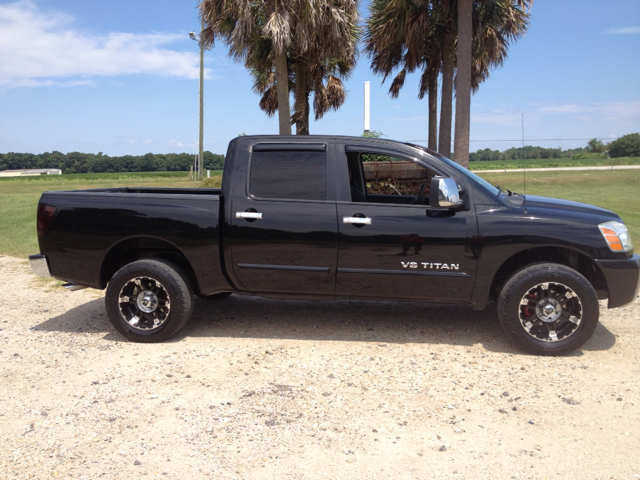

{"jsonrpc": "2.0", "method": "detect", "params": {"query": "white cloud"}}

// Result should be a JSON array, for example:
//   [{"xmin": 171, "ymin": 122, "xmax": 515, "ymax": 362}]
[
  {"xmin": 604, "ymin": 26, "xmax": 640, "ymax": 35},
  {"xmin": 537, "ymin": 101, "xmax": 640, "ymax": 119},
  {"xmin": 0, "ymin": 0, "xmax": 206, "ymax": 89},
  {"xmin": 7, "ymin": 78, "xmax": 97, "ymax": 88},
  {"xmin": 167, "ymin": 140, "xmax": 196, "ymax": 148}
]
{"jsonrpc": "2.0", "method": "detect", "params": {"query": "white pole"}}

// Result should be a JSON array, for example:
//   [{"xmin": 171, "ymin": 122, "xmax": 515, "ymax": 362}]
[
  {"xmin": 364, "ymin": 81, "xmax": 370, "ymax": 133},
  {"xmin": 198, "ymin": 17, "xmax": 204, "ymax": 181}
]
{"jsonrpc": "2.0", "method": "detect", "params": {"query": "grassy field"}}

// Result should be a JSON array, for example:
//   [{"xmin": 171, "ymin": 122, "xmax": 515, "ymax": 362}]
[
  {"xmin": 469, "ymin": 156, "xmax": 640, "ymax": 171},
  {"xmin": 1, "ymin": 169, "xmax": 638, "ymax": 259}
]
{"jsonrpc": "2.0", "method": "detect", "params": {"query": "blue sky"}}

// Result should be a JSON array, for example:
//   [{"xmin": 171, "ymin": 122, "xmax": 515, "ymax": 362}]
[{"xmin": 0, "ymin": 0, "xmax": 639, "ymax": 156}]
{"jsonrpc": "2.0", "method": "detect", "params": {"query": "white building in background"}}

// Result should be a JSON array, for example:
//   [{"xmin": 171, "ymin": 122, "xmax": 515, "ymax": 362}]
[{"xmin": 0, "ymin": 169, "xmax": 62, "ymax": 177}]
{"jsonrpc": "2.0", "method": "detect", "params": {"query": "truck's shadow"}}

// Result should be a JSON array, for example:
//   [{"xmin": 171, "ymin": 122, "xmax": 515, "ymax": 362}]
[{"xmin": 31, "ymin": 295, "xmax": 616, "ymax": 355}]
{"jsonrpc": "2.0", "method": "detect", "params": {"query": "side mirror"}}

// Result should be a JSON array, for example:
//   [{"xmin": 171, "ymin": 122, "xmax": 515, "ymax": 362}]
[{"xmin": 430, "ymin": 176, "xmax": 463, "ymax": 209}]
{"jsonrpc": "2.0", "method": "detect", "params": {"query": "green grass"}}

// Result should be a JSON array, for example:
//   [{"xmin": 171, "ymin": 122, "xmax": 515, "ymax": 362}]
[
  {"xmin": 1, "ymin": 169, "xmax": 639, "ymax": 260},
  {"xmin": 0, "ymin": 172, "xmax": 222, "ymax": 258},
  {"xmin": 476, "ymin": 169, "xmax": 640, "ymax": 244},
  {"xmin": 469, "ymin": 156, "xmax": 640, "ymax": 171}
]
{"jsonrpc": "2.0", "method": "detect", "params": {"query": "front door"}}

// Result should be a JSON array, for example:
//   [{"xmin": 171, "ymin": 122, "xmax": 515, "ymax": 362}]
[{"xmin": 335, "ymin": 148, "xmax": 478, "ymax": 302}]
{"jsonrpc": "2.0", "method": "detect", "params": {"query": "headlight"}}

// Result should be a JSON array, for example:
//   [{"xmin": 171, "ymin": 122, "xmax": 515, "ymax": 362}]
[{"xmin": 598, "ymin": 220, "xmax": 633, "ymax": 252}]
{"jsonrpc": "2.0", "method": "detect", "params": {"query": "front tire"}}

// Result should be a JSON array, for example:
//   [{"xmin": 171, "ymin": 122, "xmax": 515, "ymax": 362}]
[
  {"xmin": 105, "ymin": 259, "xmax": 193, "ymax": 343},
  {"xmin": 497, "ymin": 263, "xmax": 599, "ymax": 356}
]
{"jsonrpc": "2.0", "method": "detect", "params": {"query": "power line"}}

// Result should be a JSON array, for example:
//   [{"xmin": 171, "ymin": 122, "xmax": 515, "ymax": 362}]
[
  {"xmin": 407, "ymin": 137, "xmax": 618, "ymax": 143},
  {"xmin": 210, "ymin": 49, "xmax": 274, "ymax": 134},
  {"xmin": 211, "ymin": 50, "xmax": 253, "ymax": 95}
]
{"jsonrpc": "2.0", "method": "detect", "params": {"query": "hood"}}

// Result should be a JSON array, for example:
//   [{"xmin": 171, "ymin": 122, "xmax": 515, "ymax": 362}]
[{"xmin": 524, "ymin": 195, "xmax": 618, "ymax": 219}]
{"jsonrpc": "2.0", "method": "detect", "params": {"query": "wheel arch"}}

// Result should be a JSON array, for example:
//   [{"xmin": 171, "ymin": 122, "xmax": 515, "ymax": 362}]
[
  {"xmin": 489, "ymin": 246, "xmax": 608, "ymax": 302},
  {"xmin": 100, "ymin": 236, "xmax": 200, "ymax": 294}
]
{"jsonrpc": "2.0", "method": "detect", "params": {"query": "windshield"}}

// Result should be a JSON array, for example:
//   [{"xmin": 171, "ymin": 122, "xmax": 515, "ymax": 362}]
[{"xmin": 408, "ymin": 144, "xmax": 500, "ymax": 196}]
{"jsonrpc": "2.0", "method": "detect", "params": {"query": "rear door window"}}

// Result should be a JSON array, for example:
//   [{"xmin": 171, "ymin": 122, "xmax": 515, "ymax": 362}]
[{"xmin": 249, "ymin": 149, "xmax": 326, "ymax": 201}]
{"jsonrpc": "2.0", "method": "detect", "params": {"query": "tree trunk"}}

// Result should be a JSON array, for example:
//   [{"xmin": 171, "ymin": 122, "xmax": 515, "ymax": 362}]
[
  {"xmin": 454, "ymin": 0, "xmax": 472, "ymax": 169},
  {"xmin": 294, "ymin": 62, "xmax": 310, "ymax": 135},
  {"xmin": 275, "ymin": 49, "xmax": 292, "ymax": 135},
  {"xmin": 438, "ymin": 29, "xmax": 454, "ymax": 158},
  {"xmin": 428, "ymin": 71, "xmax": 438, "ymax": 151}
]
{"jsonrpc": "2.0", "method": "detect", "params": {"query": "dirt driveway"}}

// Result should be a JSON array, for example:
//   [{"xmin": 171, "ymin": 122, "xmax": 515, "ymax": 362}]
[{"xmin": 1, "ymin": 255, "xmax": 639, "ymax": 480}]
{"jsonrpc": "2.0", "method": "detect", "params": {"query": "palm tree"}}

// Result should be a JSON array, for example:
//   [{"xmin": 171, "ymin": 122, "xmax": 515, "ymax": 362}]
[
  {"xmin": 366, "ymin": 0, "xmax": 531, "ymax": 164},
  {"xmin": 366, "ymin": 0, "xmax": 456, "ymax": 155},
  {"xmin": 365, "ymin": 0, "xmax": 442, "ymax": 151},
  {"xmin": 470, "ymin": 0, "xmax": 532, "ymax": 91},
  {"xmin": 253, "ymin": 55, "xmax": 354, "ymax": 135},
  {"xmin": 455, "ymin": 0, "xmax": 532, "ymax": 167},
  {"xmin": 454, "ymin": 0, "xmax": 472, "ymax": 167},
  {"xmin": 199, "ymin": 0, "xmax": 293, "ymax": 134},
  {"xmin": 295, "ymin": 57, "xmax": 354, "ymax": 135},
  {"xmin": 199, "ymin": 0, "xmax": 358, "ymax": 136}
]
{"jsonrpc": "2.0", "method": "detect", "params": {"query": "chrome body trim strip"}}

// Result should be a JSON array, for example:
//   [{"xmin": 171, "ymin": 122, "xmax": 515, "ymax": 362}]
[
  {"xmin": 338, "ymin": 268, "xmax": 470, "ymax": 277},
  {"xmin": 238, "ymin": 263, "xmax": 330, "ymax": 273}
]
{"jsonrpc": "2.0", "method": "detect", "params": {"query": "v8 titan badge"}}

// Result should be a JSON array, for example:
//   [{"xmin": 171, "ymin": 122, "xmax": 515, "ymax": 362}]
[{"xmin": 401, "ymin": 261, "xmax": 460, "ymax": 270}]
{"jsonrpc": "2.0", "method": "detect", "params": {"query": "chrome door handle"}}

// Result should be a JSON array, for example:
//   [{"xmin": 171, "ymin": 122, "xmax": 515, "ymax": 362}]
[
  {"xmin": 236, "ymin": 212, "xmax": 263, "ymax": 220},
  {"xmin": 343, "ymin": 216, "xmax": 371, "ymax": 225}
]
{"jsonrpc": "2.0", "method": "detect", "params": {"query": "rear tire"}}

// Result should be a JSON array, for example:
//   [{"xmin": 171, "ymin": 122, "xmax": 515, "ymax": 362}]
[
  {"xmin": 497, "ymin": 263, "xmax": 599, "ymax": 356},
  {"xmin": 105, "ymin": 259, "xmax": 193, "ymax": 343}
]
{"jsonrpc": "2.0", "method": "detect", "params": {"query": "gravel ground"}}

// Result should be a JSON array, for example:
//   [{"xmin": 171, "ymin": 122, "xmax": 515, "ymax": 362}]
[{"xmin": 1, "ymin": 254, "xmax": 639, "ymax": 480}]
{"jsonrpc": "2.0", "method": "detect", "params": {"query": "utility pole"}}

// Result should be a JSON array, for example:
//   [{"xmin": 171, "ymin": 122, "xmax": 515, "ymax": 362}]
[{"xmin": 190, "ymin": 19, "xmax": 205, "ymax": 180}]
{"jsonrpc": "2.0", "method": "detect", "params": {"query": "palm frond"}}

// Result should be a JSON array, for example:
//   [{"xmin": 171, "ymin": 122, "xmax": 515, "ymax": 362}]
[
  {"xmin": 389, "ymin": 69, "xmax": 406, "ymax": 99},
  {"xmin": 259, "ymin": 86, "xmax": 279, "ymax": 115}
]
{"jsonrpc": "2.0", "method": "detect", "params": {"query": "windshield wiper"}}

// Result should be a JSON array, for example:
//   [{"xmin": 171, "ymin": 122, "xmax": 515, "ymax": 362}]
[{"xmin": 495, "ymin": 185, "xmax": 515, "ymax": 197}]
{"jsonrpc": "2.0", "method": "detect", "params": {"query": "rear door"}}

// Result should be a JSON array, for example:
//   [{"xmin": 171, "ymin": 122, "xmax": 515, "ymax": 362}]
[{"xmin": 226, "ymin": 142, "xmax": 339, "ymax": 295}]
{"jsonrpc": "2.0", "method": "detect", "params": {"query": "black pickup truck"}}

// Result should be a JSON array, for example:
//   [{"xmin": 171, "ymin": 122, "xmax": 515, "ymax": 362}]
[{"xmin": 30, "ymin": 135, "xmax": 639, "ymax": 355}]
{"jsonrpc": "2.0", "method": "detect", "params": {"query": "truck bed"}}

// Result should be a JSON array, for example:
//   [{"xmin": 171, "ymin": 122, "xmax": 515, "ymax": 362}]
[{"xmin": 37, "ymin": 187, "xmax": 226, "ymax": 295}]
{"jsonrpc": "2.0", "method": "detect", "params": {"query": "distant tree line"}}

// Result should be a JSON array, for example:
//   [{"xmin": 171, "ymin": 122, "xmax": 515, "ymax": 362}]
[
  {"xmin": 0, "ymin": 151, "xmax": 225, "ymax": 174},
  {"xmin": 469, "ymin": 134, "xmax": 640, "ymax": 161},
  {"xmin": 469, "ymin": 145, "xmax": 587, "ymax": 162},
  {"xmin": 2, "ymin": 133, "xmax": 638, "ymax": 173}
]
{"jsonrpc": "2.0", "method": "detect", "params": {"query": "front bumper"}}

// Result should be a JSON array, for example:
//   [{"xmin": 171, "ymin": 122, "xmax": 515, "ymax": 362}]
[
  {"xmin": 595, "ymin": 254, "xmax": 640, "ymax": 308},
  {"xmin": 29, "ymin": 254, "xmax": 51, "ymax": 278}
]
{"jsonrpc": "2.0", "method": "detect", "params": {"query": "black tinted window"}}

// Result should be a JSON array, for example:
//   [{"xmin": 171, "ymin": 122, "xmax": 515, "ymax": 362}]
[{"xmin": 250, "ymin": 150, "xmax": 326, "ymax": 201}]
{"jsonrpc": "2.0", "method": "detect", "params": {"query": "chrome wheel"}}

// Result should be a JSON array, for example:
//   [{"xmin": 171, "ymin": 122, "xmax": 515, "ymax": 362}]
[
  {"xmin": 519, "ymin": 281, "xmax": 582, "ymax": 342},
  {"xmin": 118, "ymin": 276, "xmax": 170, "ymax": 331}
]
